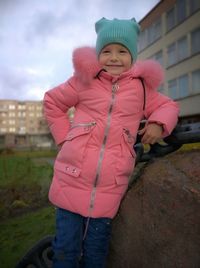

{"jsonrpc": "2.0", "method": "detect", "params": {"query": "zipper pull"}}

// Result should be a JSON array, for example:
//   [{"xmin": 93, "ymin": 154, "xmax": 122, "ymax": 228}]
[
  {"xmin": 112, "ymin": 83, "xmax": 119, "ymax": 93},
  {"xmin": 83, "ymin": 122, "xmax": 96, "ymax": 131},
  {"xmin": 123, "ymin": 128, "xmax": 130, "ymax": 136}
]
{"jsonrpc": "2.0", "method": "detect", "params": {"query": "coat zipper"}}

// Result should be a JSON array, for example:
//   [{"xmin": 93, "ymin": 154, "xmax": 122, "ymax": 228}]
[
  {"xmin": 83, "ymin": 82, "xmax": 119, "ymax": 240},
  {"xmin": 70, "ymin": 121, "xmax": 96, "ymax": 130}
]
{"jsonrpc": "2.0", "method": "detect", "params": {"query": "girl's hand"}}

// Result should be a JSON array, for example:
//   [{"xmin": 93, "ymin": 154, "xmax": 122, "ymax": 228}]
[{"xmin": 138, "ymin": 122, "xmax": 163, "ymax": 145}]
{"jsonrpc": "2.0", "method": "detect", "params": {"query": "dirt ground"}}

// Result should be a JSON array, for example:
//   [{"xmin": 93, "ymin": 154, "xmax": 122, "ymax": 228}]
[{"xmin": 107, "ymin": 149, "xmax": 200, "ymax": 268}]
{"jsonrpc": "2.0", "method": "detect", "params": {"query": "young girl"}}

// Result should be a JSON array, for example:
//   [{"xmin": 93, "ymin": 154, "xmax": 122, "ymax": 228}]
[{"xmin": 43, "ymin": 18, "xmax": 179, "ymax": 268}]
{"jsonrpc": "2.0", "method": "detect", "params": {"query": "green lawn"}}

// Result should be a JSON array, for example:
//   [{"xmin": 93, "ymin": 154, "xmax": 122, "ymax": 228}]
[
  {"xmin": 0, "ymin": 206, "xmax": 55, "ymax": 268},
  {"xmin": 0, "ymin": 150, "xmax": 56, "ymax": 219},
  {"xmin": 0, "ymin": 150, "xmax": 56, "ymax": 267},
  {"xmin": 0, "ymin": 150, "xmax": 56, "ymax": 187}
]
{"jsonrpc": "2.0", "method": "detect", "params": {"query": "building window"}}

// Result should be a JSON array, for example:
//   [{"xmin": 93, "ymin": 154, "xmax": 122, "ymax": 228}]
[
  {"xmin": 9, "ymin": 112, "xmax": 16, "ymax": 117},
  {"xmin": 166, "ymin": 8, "xmax": 176, "ymax": 31},
  {"xmin": 191, "ymin": 28, "xmax": 200, "ymax": 55},
  {"xmin": 9, "ymin": 120, "xmax": 15, "ymax": 125},
  {"xmin": 154, "ymin": 50, "xmax": 163, "ymax": 66},
  {"xmin": 176, "ymin": 0, "xmax": 186, "ymax": 24},
  {"xmin": 9, "ymin": 127, "xmax": 16, "ymax": 133},
  {"xmin": 0, "ymin": 128, "xmax": 7, "ymax": 133},
  {"xmin": 138, "ymin": 17, "xmax": 161, "ymax": 51},
  {"xmin": 18, "ymin": 111, "xmax": 26, "ymax": 117},
  {"xmin": 18, "ymin": 104, "xmax": 26, "ymax": 110},
  {"xmin": 150, "ymin": 50, "xmax": 164, "ymax": 66},
  {"xmin": 19, "ymin": 118, "xmax": 26, "ymax": 125},
  {"xmin": 28, "ymin": 106, "xmax": 35, "ymax": 111},
  {"xmin": 168, "ymin": 72, "xmax": 199, "ymax": 100},
  {"xmin": 0, "ymin": 104, "xmax": 7, "ymax": 110},
  {"xmin": 168, "ymin": 79, "xmax": 178, "ymax": 99},
  {"xmin": 189, "ymin": 0, "xmax": 200, "ymax": 15},
  {"xmin": 192, "ymin": 69, "xmax": 200, "ymax": 93},
  {"xmin": 138, "ymin": 30, "xmax": 147, "ymax": 51},
  {"xmin": 166, "ymin": 1, "xmax": 187, "ymax": 32},
  {"xmin": 18, "ymin": 126, "xmax": 26, "ymax": 134},
  {"xmin": 36, "ymin": 112, "xmax": 42, "ymax": 117},
  {"xmin": 147, "ymin": 25, "xmax": 154, "ymax": 45},
  {"xmin": 167, "ymin": 35, "xmax": 189, "ymax": 67},
  {"xmin": 9, "ymin": 104, "xmax": 15, "ymax": 110},
  {"xmin": 178, "ymin": 74, "xmax": 189, "ymax": 98},
  {"xmin": 147, "ymin": 17, "xmax": 161, "ymax": 45},
  {"xmin": 167, "ymin": 43, "xmax": 176, "ymax": 66},
  {"xmin": 177, "ymin": 36, "xmax": 188, "ymax": 61}
]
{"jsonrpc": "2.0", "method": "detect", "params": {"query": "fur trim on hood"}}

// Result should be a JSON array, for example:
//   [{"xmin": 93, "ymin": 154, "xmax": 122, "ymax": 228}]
[{"xmin": 72, "ymin": 46, "xmax": 164, "ymax": 89}]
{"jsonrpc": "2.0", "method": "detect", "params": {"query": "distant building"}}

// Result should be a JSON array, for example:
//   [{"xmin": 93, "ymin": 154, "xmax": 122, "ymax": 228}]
[
  {"xmin": 0, "ymin": 99, "xmax": 53, "ymax": 149},
  {"xmin": 138, "ymin": 0, "xmax": 200, "ymax": 122}
]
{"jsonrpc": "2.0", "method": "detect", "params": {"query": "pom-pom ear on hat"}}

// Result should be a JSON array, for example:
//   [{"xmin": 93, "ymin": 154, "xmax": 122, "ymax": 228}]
[{"xmin": 95, "ymin": 17, "xmax": 140, "ymax": 61}]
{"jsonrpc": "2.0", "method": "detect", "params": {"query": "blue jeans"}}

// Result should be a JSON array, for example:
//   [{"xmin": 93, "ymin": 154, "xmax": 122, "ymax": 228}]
[{"xmin": 52, "ymin": 208, "xmax": 112, "ymax": 268}]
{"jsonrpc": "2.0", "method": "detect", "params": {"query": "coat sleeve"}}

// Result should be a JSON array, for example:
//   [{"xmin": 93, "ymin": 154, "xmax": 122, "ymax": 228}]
[
  {"xmin": 43, "ymin": 77, "xmax": 79, "ymax": 145},
  {"xmin": 144, "ymin": 89, "xmax": 180, "ymax": 137}
]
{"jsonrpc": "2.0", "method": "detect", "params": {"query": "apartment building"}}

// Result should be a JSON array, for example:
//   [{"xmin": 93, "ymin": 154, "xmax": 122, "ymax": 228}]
[
  {"xmin": 138, "ymin": 0, "xmax": 200, "ymax": 122},
  {"xmin": 0, "ymin": 99, "xmax": 52, "ymax": 148}
]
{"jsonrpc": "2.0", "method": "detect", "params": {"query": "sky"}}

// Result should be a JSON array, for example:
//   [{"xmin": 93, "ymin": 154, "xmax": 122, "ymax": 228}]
[{"xmin": 0, "ymin": 0, "xmax": 160, "ymax": 101}]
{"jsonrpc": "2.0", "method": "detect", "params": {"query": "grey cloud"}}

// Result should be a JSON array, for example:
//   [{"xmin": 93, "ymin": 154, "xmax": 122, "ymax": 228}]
[
  {"xmin": 0, "ymin": 34, "xmax": 3, "ymax": 44},
  {"xmin": 93, "ymin": 0, "xmax": 160, "ymax": 21},
  {"xmin": 26, "ymin": 11, "xmax": 59, "ymax": 42},
  {"xmin": 25, "ymin": 3, "xmax": 88, "ymax": 44},
  {"xmin": 0, "ymin": 66, "xmax": 40, "ymax": 100},
  {"xmin": 0, "ymin": 0, "xmax": 23, "ymax": 13},
  {"xmin": 25, "ymin": 0, "xmax": 152, "ymax": 45}
]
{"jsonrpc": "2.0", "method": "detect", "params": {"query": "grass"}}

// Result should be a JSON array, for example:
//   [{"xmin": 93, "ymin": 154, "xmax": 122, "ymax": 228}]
[
  {"xmin": 0, "ymin": 150, "xmax": 56, "ymax": 219},
  {"xmin": 0, "ymin": 206, "xmax": 55, "ymax": 268},
  {"xmin": 0, "ymin": 150, "xmax": 56, "ymax": 186},
  {"xmin": 0, "ymin": 150, "xmax": 57, "ymax": 267}
]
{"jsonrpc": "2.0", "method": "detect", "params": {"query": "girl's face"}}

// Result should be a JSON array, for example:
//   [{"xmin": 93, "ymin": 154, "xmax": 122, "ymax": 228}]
[{"xmin": 99, "ymin": 43, "xmax": 132, "ymax": 76}]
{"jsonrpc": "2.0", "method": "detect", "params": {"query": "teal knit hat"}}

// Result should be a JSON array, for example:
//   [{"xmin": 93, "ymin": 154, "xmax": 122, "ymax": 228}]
[{"xmin": 95, "ymin": 18, "xmax": 140, "ymax": 61}]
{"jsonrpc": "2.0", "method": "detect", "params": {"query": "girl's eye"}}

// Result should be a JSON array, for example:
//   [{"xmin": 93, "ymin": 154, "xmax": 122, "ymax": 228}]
[
  {"xmin": 120, "ymin": 50, "xmax": 127, "ymax": 53},
  {"xmin": 102, "ymin": 50, "xmax": 110, "ymax": 54}
]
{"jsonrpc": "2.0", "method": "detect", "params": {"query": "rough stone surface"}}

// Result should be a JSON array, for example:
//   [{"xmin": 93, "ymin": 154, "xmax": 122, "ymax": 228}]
[{"xmin": 107, "ymin": 149, "xmax": 200, "ymax": 268}]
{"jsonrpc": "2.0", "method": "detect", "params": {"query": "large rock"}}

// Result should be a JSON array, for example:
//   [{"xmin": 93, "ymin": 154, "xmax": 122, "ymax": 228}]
[{"xmin": 107, "ymin": 149, "xmax": 200, "ymax": 268}]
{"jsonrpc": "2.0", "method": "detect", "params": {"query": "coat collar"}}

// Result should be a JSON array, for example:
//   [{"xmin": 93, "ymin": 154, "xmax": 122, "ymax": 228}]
[{"xmin": 72, "ymin": 46, "xmax": 164, "ymax": 89}]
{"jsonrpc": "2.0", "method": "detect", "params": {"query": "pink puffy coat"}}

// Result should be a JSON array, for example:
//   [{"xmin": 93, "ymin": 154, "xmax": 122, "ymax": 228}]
[{"xmin": 43, "ymin": 47, "xmax": 179, "ymax": 219}]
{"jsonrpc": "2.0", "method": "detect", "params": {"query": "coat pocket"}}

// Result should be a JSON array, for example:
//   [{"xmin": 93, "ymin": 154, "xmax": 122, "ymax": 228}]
[
  {"xmin": 66, "ymin": 121, "xmax": 96, "ymax": 141},
  {"xmin": 54, "ymin": 161, "xmax": 81, "ymax": 178},
  {"xmin": 53, "ymin": 160, "xmax": 82, "ymax": 188},
  {"xmin": 57, "ymin": 121, "xmax": 96, "ymax": 165},
  {"xmin": 122, "ymin": 128, "xmax": 136, "ymax": 158},
  {"xmin": 115, "ymin": 128, "xmax": 136, "ymax": 179}
]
